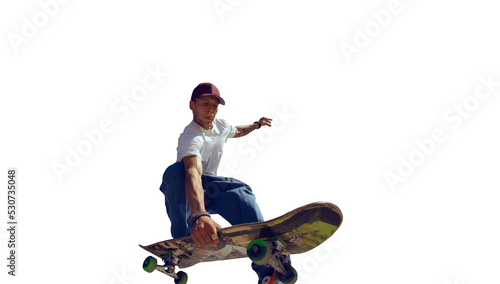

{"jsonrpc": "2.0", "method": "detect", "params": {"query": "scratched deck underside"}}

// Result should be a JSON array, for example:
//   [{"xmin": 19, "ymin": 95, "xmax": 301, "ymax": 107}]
[{"xmin": 140, "ymin": 202, "xmax": 342, "ymax": 269}]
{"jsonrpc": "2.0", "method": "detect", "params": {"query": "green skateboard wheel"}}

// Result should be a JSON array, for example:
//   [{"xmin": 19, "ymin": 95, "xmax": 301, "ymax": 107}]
[
  {"xmin": 175, "ymin": 271, "xmax": 188, "ymax": 284},
  {"xmin": 247, "ymin": 239, "xmax": 272, "ymax": 266},
  {"xmin": 277, "ymin": 263, "xmax": 298, "ymax": 284},
  {"xmin": 143, "ymin": 256, "xmax": 157, "ymax": 273}
]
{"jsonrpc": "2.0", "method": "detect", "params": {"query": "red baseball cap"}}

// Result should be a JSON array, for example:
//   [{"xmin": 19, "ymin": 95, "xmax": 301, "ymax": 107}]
[{"xmin": 191, "ymin": 83, "xmax": 226, "ymax": 105}]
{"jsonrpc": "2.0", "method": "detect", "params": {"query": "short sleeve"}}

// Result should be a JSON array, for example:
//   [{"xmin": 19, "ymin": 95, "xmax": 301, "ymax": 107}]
[
  {"xmin": 221, "ymin": 119, "xmax": 237, "ymax": 141},
  {"xmin": 177, "ymin": 132, "xmax": 203, "ymax": 162}
]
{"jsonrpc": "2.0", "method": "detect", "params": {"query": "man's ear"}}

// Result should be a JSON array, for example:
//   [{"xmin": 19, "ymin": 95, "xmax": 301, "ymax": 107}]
[{"xmin": 189, "ymin": 100, "xmax": 194, "ymax": 110}]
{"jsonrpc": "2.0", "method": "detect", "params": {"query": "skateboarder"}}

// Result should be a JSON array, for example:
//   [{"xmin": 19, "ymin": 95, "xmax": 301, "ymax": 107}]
[{"xmin": 159, "ymin": 82, "xmax": 285, "ymax": 284}]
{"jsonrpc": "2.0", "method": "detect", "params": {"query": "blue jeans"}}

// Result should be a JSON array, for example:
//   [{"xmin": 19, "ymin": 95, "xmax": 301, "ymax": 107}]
[{"xmin": 159, "ymin": 162, "xmax": 274, "ymax": 282}]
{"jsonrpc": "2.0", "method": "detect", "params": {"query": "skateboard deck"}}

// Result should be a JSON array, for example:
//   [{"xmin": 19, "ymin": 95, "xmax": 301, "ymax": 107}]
[{"xmin": 140, "ymin": 201, "xmax": 342, "ymax": 283}]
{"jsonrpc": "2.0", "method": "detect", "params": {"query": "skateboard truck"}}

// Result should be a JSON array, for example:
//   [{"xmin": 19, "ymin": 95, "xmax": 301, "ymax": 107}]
[
  {"xmin": 143, "ymin": 254, "xmax": 188, "ymax": 284},
  {"xmin": 247, "ymin": 238, "xmax": 298, "ymax": 284}
]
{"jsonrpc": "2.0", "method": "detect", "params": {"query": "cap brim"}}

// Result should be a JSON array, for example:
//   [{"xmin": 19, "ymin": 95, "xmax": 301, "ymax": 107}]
[{"xmin": 199, "ymin": 94, "xmax": 225, "ymax": 105}]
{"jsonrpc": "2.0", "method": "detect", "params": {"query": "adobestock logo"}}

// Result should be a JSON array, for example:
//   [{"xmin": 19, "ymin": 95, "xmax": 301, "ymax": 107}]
[
  {"xmin": 443, "ymin": 278, "xmax": 461, "ymax": 284},
  {"xmin": 51, "ymin": 64, "xmax": 169, "ymax": 183},
  {"xmin": 293, "ymin": 238, "xmax": 341, "ymax": 281},
  {"xmin": 107, "ymin": 267, "xmax": 134, "ymax": 284},
  {"xmin": 213, "ymin": 0, "xmax": 245, "ymax": 21},
  {"xmin": 384, "ymin": 74, "xmax": 500, "ymax": 192},
  {"xmin": 8, "ymin": 0, "xmax": 71, "ymax": 54},
  {"xmin": 340, "ymin": 0, "xmax": 415, "ymax": 64}
]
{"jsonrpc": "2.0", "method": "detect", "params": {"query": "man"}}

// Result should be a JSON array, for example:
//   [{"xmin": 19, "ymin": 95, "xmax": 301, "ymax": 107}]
[{"xmin": 159, "ymin": 83, "xmax": 285, "ymax": 284}]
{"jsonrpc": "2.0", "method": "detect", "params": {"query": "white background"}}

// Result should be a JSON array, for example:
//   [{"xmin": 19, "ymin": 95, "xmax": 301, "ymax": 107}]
[{"xmin": 1, "ymin": 1, "xmax": 499, "ymax": 284}]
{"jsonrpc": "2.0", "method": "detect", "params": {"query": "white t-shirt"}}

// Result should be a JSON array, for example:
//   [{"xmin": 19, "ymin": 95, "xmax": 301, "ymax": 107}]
[{"xmin": 176, "ymin": 118, "xmax": 237, "ymax": 176}]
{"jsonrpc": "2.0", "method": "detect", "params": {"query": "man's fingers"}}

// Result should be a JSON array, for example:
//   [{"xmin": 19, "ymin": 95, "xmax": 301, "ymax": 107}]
[
  {"xmin": 191, "ymin": 228, "xmax": 218, "ymax": 247},
  {"xmin": 210, "ymin": 231, "xmax": 220, "ymax": 247},
  {"xmin": 191, "ymin": 216, "xmax": 222, "ymax": 247},
  {"xmin": 211, "ymin": 233, "xmax": 219, "ymax": 241},
  {"xmin": 201, "ymin": 231, "xmax": 212, "ymax": 246},
  {"xmin": 193, "ymin": 232, "xmax": 209, "ymax": 247},
  {"xmin": 260, "ymin": 117, "xmax": 272, "ymax": 127},
  {"xmin": 192, "ymin": 233, "xmax": 202, "ymax": 247},
  {"xmin": 204, "ymin": 226, "xmax": 218, "ymax": 247}
]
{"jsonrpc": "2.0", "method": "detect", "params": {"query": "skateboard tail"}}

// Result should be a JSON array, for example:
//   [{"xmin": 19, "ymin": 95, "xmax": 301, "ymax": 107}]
[
  {"xmin": 291, "ymin": 221, "xmax": 340, "ymax": 253},
  {"xmin": 256, "ymin": 202, "xmax": 341, "ymax": 254}
]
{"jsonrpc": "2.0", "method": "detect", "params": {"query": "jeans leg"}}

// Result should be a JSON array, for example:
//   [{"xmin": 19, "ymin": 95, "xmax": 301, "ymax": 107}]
[
  {"xmin": 201, "ymin": 175, "xmax": 264, "ymax": 225},
  {"xmin": 160, "ymin": 162, "xmax": 190, "ymax": 239},
  {"xmin": 201, "ymin": 175, "xmax": 272, "ymax": 282}
]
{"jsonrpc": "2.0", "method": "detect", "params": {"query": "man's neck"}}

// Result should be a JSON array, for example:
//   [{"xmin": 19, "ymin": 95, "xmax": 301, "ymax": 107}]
[{"xmin": 194, "ymin": 119, "xmax": 213, "ymax": 130}]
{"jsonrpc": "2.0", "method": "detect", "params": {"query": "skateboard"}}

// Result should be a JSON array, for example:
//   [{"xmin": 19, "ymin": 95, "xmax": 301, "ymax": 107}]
[{"xmin": 140, "ymin": 201, "xmax": 342, "ymax": 284}]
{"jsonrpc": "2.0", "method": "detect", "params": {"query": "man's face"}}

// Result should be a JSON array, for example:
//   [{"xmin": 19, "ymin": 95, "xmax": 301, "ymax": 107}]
[{"xmin": 190, "ymin": 96, "xmax": 219, "ymax": 130}]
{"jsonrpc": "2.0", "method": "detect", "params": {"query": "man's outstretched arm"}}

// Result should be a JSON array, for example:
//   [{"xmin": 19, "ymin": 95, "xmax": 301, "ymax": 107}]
[
  {"xmin": 183, "ymin": 155, "xmax": 221, "ymax": 247},
  {"xmin": 233, "ymin": 117, "xmax": 272, "ymax": 138}
]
